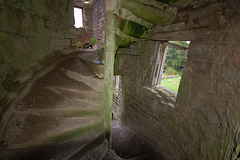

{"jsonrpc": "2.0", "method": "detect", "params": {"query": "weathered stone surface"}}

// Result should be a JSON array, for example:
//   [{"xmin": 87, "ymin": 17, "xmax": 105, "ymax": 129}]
[
  {"xmin": 151, "ymin": 2, "xmax": 224, "ymax": 41},
  {"xmin": 115, "ymin": 40, "xmax": 158, "ymax": 76},
  {"xmin": 117, "ymin": 8, "xmax": 153, "ymax": 28},
  {"xmin": 186, "ymin": 3, "xmax": 223, "ymax": 29},
  {"xmin": 121, "ymin": 1, "xmax": 240, "ymax": 160},
  {"xmin": 114, "ymin": 54, "xmax": 129, "ymax": 75},
  {"xmin": 116, "ymin": 16, "xmax": 152, "ymax": 39},
  {"xmin": 170, "ymin": 0, "xmax": 193, "ymax": 7},
  {"xmin": 231, "ymin": 47, "xmax": 240, "ymax": 69},
  {"xmin": 136, "ymin": 0, "xmax": 178, "ymax": 15},
  {"xmin": 150, "ymin": 30, "xmax": 195, "ymax": 41},
  {"xmin": 0, "ymin": 0, "xmax": 74, "ymax": 127},
  {"xmin": 153, "ymin": 22, "xmax": 186, "ymax": 32},
  {"xmin": 123, "ymin": 0, "xmax": 177, "ymax": 25},
  {"xmin": 115, "ymin": 29, "xmax": 137, "ymax": 48}
]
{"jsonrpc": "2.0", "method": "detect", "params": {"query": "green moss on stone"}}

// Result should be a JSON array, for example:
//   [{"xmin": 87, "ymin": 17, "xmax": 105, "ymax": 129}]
[
  {"xmin": 65, "ymin": 109, "xmax": 101, "ymax": 117},
  {"xmin": 0, "ymin": 97, "xmax": 13, "ymax": 137},
  {"xmin": 156, "ymin": 0, "xmax": 178, "ymax": 4},
  {"xmin": 2, "ymin": 69, "xmax": 20, "ymax": 92},
  {"xmin": 197, "ymin": 144, "xmax": 204, "ymax": 159},
  {"xmin": 123, "ymin": 0, "xmax": 176, "ymax": 24},
  {"xmin": 45, "ymin": 121, "xmax": 104, "ymax": 144},
  {"xmin": 208, "ymin": 140, "xmax": 221, "ymax": 160},
  {"xmin": 114, "ymin": 54, "xmax": 128, "ymax": 76},
  {"xmin": 176, "ymin": 79, "xmax": 189, "ymax": 106},
  {"xmin": 156, "ymin": 0, "xmax": 193, "ymax": 7},
  {"xmin": 170, "ymin": 0, "xmax": 193, "ymax": 7},
  {"xmin": 69, "ymin": 133, "xmax": 106, "ymax": 160},
  {"xmin": 182, "ymin": 123, "xmax": 193, "ymax": 139},
  {"xmin": 116, "ymin": 35, "xmax": 132, "ymax": 48},
  {"xmin": 167, "ymin": 111, "xmax": 176, "ymax": 124},
  {"xmin": 117, "ymin": 17, "xmax": 152, "ymax": 39},
  {"xmin": 115, "ymin": 28, "xmax": 137, "ymax": 48},
  {"xmin": 0, "ymin": 0, "xmax": 74, "ymax": 139},
  {"xmin": 97, "ymin": 50, "xmax": 105, "ymax": 62},
  {"xmin": 118, "ymin": 8, "xmax": 153, "ymax": 28}
]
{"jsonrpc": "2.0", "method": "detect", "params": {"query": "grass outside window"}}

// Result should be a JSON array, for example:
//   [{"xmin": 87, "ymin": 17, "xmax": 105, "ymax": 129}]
[{"xmin": 160, "ymin": 76, "xmax": 181, "ymax": 93}]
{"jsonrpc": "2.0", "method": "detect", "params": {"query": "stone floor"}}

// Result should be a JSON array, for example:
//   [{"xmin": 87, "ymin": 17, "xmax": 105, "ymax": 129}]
[{"xmin": 102, "ymin": 121, "xmax": 165, "ymax": 160}]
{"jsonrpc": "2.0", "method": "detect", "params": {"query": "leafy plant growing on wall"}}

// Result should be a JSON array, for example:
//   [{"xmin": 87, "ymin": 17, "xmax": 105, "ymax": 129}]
[
  {"xmin": 89, "ymin": 37, "xmax": 105, "ymax": 49},
  {"xmin": 76, "ymin": 42, "xmax": 82, "ymax": 48},
  {"xmin": 90, "ymin": 37, "xmax": 97, "ymax": 45}
]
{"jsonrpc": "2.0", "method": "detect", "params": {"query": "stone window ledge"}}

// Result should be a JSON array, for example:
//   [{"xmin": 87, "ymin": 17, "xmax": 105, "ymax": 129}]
[{"xmin": 145, "ymin": 86, "xmax": 177, "ymax": 108}]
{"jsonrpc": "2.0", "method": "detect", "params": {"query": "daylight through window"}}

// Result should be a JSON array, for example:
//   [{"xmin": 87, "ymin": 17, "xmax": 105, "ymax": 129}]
[
  {"xmin": 74, "ymin": 7, "xmax": 83, "ymax": 28},
  {"xmin": 152, "ymin": 41, "xmax": 190, "ymax": 93}
]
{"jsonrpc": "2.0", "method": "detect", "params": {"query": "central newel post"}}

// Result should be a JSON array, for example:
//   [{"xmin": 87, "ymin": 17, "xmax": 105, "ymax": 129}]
[{"xmin": 104, "ymin": 0, "xmax": 118, "ymax": 148}]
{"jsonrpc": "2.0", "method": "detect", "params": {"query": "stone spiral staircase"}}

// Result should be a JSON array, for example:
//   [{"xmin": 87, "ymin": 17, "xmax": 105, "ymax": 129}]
[
  {"xmin": 0, "ymin": 0, "xmax": 195, "ymax": 159},
  {"xmin": 0, "ymin": 51, "xmax": 107, "ymax": 160}
]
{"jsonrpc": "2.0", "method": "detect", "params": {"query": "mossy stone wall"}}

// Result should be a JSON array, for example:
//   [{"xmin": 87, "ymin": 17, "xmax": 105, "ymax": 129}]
[
  {"xmin": 0, "ymin": 0, "xmax": 74, "ymax": 124},
  {"xmin": 122, "ymin": 1, "xmax": 240, "ymax": 159}
]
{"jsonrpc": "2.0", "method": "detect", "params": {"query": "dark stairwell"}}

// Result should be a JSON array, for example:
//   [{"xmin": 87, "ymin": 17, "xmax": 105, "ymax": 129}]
[{"xmin": 103, "ymin": 121, "xmax": 165, "ymax": 160}]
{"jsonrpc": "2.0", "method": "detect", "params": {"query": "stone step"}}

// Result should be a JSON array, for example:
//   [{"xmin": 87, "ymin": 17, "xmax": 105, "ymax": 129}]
[
  {"xmin": 123, "ymin": 140, "xmax": 150, "ymax": 159},
  {"xmin": 3, "ymin": 116, "xmax": 104, "ymax": 149},
  {"xmin": 42, "ymin": 68, "xmax": 94, "ymax": 92},
  {"xmin": 13, "ymin": 107, "xmax": 102, "ymax": 118},
  {"xmin": 119, "ymin": 135, "xmax": 138, "ymax": 157},
  {"xmin": 60, "ymin": 55, "xmax": 94, "ymax": 76},
  {"xmin": 102, "ymin": 149, "xmax": 122, "ymax": 160},
  {"xmin": 68, "ymin": 134, "xmax": 108, "ymax": 160},
  {"xmin": 78, "ymin": 56, "xmax": 104, "ymax": 79},
  {"xmin": 115, "ymin": 28, "xmax": 137, "ymax": 47},
  {"xmin": 0, "ymin": 134, "xmax": 102, "ymax": 160},
  {"xmin": 122, "ymin": 0, "xmax": 177, "ymax": 25},
  {"xmin": 45, "ymin": 85, "xmax": 103, "ymax": 102},
  {"xmin": 61, "ymin": 69, "xmax": 103, "ymax": 93},
  {"xmin": 115, "ymin": 16, "xmax": 152, "ymax": 39},
  {"xmin": 127, "ymin": 152, "xmax": 156, "ymax": 160},
  {"xmin": 15, "ymin": 90, "xmax": 98, "ymax": 111},
  {"xmin": 116, "ymin": 8, "xmax": 153, "ymax": 28},
  {"xmin": 163, "ymin": 0, "xmax": 193, "ymax": 8}
]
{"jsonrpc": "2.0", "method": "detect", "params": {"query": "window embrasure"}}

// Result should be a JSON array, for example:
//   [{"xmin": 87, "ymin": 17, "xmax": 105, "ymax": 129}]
[
  {"xmin": 74, "ymin": 7, "xmax": 83, "ymax": 28},
  {"xmin": 151, "ymin": 41, "xmax": 190, "ymax": 93}
]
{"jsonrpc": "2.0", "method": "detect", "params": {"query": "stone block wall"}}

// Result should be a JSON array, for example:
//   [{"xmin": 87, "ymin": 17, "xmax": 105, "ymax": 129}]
[
  {"xmin": 121, "ymin": 0, "xmax": 240, "ymax": 159},
  {"xmin": 74, "ymin": 0, "xmax": 105, "ymax": 49},
  {"xmin": 0, "ymin": 0, "xmax": 74, "ymax": 128},
  {"xmin": 92, "ymin": 0, "xmax": 105, "ymax": 45},
  {"xmin": 74, "ymin": 0, "xmax": 93, "ymax": 45}
]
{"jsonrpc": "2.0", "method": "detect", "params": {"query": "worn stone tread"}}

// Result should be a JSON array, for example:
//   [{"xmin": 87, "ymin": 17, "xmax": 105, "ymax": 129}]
[
  {"xmin": 12, "ymin": 107, "xmax": 102, "ymax": 118},
  {"xmin": 61, "ymin": 69, "xmax": 104, "ymax": 92},
  {"xmin": 116, "ymin": 8, "xmax": 153, "ymax": 28},
  {"xmin": 45, "ymin": 85, "xmax": 103, "ymax": 101},
  {"xmin": 1, "ymin": 52, "xmax": 105, "ymax": 154},
  {"xmin": 4, "ymin": 117, "xmax": 104, "ymax": 149}
]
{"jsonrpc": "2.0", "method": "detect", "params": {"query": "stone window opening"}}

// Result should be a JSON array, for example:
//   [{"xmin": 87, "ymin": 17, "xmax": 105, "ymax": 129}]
[
  {"xmin": 74, "ymin": 7, "xmax": 83, "ymax": 28},
  {"xmin": 112, "ymin": 76, "xmax": 122, "ymax": 120},
  {"xmin": 152, "ymin": 41, "xmax": 190, "ymax": 93},
  {"xmin": 113, "ymin": 76, "xmax": 120, "ymax": 95}
]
